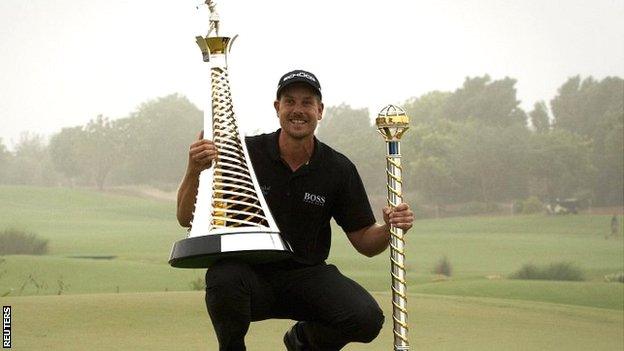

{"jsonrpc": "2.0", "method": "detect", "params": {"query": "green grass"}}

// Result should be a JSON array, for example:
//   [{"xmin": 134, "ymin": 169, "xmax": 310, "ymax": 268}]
[
  {"xmin": 2, "ymin": 292, "xmax": 622, "ymax": 351},
  {"xmin": 0, "ymin": 186, "xmax": 180, "ymax": 262},
  {"xmin": 0, "ymin": 187, "xmax": 622, "ymax": 302},
  {"xmin": 412, "ymin": 279, "xmax": 623, "ymax": 310},
  {"xmin": 413, "ymin": 214, "xmax": 623, "ymax": 277},
  {"xmin": 0, "ymin": 186, "xmax": 623, "ymax": 349},
  {"xmin": 329, "ymin": 214, "xmax": 624, "ymax": 292},
  {"xmin": 0, "ymin": 255, "xmax": 204, "ymax": 296}
]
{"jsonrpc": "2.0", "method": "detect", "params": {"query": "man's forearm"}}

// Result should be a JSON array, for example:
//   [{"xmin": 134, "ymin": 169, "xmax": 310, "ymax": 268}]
[
  {"xmin": 348, "ymin": 223, "xmax": 391, "ymax": 257},
  {"xmin": 176, "ymin": 171, "xmax": 200, "ymax": 227},
  {"xmin": 362, "ymin": 223, "xmax": 391, "ymax": 256}
]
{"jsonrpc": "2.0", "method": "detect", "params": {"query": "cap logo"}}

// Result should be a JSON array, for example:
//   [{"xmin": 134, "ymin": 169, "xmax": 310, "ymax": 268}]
[{"xmin": 282, "ymin": 72, "xmax": 317, "ymax": 83}]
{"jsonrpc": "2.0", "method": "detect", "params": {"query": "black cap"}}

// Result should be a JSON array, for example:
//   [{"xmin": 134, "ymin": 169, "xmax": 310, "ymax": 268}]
[{"xmin": 276, "ymin": 70, "xmax": 322, "ymax": 100}]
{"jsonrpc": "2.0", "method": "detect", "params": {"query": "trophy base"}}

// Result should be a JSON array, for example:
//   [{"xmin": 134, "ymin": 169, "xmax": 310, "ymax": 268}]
[{"xmin": 169, "ymin": 231, "xmax": 292, "ymax": 268}]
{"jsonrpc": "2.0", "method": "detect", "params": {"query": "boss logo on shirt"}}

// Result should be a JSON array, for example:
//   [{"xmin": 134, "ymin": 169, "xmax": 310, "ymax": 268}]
[{"xmin": 303, "ymin": 192, "xmax": 326, "ymax": 206}]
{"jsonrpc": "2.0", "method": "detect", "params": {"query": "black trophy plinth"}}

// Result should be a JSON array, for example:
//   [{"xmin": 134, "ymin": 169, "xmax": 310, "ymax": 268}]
[{"xmin": 169, "ymin": 232, "xmax": 292, "ymax": 268}]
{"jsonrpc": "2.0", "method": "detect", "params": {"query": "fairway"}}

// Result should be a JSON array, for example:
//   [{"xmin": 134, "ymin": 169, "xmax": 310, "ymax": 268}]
[
  {"xmin": 1, "ymin": 186, "xmax": 623, "ymax": 350},
  {"xmin": 3, "ymin": 292, "xmax": 622, "ymax": 351}
]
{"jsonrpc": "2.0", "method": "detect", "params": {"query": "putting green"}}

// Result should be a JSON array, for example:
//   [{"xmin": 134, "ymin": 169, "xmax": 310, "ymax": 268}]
[{"xmin": 3, "ymin": 291, "xmax": 622, "ymax": 351}]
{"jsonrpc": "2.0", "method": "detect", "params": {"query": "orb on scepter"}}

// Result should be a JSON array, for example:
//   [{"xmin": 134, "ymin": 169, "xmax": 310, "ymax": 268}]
[{"xmin": 376, "ymin": 104, "xmax": 410, "ymax": 141}]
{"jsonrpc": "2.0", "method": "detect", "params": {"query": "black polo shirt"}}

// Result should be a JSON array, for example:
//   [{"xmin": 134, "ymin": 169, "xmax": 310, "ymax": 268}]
[{"xmin": 245, "ymin": 129, "xmax": 376, "ymax": 266}]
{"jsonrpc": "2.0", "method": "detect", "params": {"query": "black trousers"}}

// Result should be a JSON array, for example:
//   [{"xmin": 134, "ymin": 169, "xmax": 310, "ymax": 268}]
[{"xmin": 205, "ymin": 259, "xmax": 384, "ymax": 351}]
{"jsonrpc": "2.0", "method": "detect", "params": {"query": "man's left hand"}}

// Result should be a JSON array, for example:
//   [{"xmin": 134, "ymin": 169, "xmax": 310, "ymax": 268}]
[{"xmin": 382, "ymin": 203, "xmax": 414, "ymax": 232}]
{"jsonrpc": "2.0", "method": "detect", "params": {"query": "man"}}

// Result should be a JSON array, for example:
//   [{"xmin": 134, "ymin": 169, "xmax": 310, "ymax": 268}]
[
  {"xmin": 609, "ymin": 214, "xmax": 619, "ymax": 239},
  {"xmin": 177, "ymin": 70, "xmax": 414, "ymax": 350}
]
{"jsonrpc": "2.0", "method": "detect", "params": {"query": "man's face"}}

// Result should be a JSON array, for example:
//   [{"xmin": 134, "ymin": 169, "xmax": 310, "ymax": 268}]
[{"xmin": 274, "ymin": 83, "xmax": 324, "ymax": 140}]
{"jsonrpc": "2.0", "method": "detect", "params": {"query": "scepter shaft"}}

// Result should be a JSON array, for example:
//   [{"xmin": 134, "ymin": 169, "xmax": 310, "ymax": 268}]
[
  {"xmin": 376, "ymin": 104, "xmax": 410, "ymax": 351},
  {"xmin": 386, "ymin": 141, "xmax": 409, "ymax": 350}
]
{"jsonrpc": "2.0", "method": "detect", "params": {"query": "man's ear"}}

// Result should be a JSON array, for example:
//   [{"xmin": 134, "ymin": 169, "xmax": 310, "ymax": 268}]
[
  {"xmin": 274, "ymin": 100, "xmax": 280, "ymax": 116},
  {"xmin": 317, "ymin": 102, "xmax": 324, "ymax": 121}
]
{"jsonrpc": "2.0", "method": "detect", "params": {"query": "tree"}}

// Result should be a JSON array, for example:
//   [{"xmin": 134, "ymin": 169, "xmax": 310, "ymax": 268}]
[
  {"xmin": 121, "ymin": 94, "xmax": 203, "ymax": 185},
  {"xmin": 403, "ymin": 91, "xmax": 452, "ymax": 125},
  {"xmin": 529, "ymin": 101, "xmax": 550, "ymax": 133},
  {"xmin": 595, "ymin": 113, "xmax": 624, "ymax": 204},
  {"xmin": 551, "ymin": 76, "xmax": 623, "ymax": 139},
  {"xmin": 82, "ymin": 115, "xmax": 125, "ymax": 190},
  {"xmin": 442, "ymin": 75, "xmax": 527, "ymax": 127},
  {"xmin": 451, "ymin": 122, "xmax": 530, "ymax": 203},
  {"xmin": 405, "ymin": 120, "xmax": 460, "ymax": 215},
  {"xmin": 526, "ymin": 129, "xmax": 594, "ymax": 201},
  {"xmin": 0, "ymin": 139, "xmax": 10, "ymax": 182},
  {"xmin": 551, "ymin": 76, "xmax": 624, "ymax": 204},
  {"xmin": 48, "ymin": 116, "xmax": 127, "ymax": 190},
  {"xmin": 6, "ymin": 133, "xmax": 57, "ymax": 185},
  {"xmin": 49, "ymin": 126, "xmax": 89, "ymax": 186}
]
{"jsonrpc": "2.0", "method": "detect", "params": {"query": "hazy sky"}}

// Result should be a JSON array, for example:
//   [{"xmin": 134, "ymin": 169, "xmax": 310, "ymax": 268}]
[{"xmin": 1, "ymin": 0, "xmax": 623, "ymax": 149}]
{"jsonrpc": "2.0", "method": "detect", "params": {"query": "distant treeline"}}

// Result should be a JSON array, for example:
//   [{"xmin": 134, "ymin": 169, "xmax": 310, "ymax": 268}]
[
  {"xmin": 0, "ymin": 75, "xmax": 622, "ymax": 208},
  {"xmin": 318, "ymin": 75, "xmax": 623, "ymax": 208},
  {"xmin": 0, "ymin": 94, "xmax": 202, "ymax": 191}
]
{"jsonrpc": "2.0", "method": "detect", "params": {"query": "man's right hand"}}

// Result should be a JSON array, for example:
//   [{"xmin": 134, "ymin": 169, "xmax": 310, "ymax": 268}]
[{"xmin": 187, "ymin": 130, "xmax": 218, "ymax": 176}]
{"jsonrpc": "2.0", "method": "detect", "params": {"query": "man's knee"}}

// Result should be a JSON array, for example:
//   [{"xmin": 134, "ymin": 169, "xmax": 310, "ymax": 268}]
[
  {"xmin": 354, "ymin": 305, "xmax": 384, "ymax": 343},
  {"xmin": 343, "ymin": 304, "xmax": 384, "ymax": 343}
]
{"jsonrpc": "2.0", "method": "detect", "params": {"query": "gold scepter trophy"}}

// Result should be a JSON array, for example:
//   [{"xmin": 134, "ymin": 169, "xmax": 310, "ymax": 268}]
[
  {"xmin": 376, "ymin": 105, "xmax": 410, "ymax": 351},
  {"xmin": 169, "ymin": 1, "xmax": 292, "ymax": 268}
]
